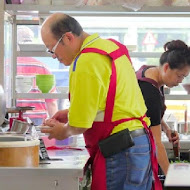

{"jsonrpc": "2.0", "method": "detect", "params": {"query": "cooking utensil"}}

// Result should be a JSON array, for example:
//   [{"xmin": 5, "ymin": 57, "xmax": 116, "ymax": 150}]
[
  {"xmin": 171, "ymin": 130, "xmax": 180, "ymax": 161},
  {"xmin": 184, "ymin": 107, "xmax": 188, "ymax": 134},
  {"xmin": 7, "ymin": 106, "xmax": 35, "ymax": 129},
  {"xmin": 10, "ymin": 119, "xmax": 30, "ymax": 134}
]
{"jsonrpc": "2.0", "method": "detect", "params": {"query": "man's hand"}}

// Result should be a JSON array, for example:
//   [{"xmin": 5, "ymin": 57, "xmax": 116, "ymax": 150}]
[
  {"xmin": 52, "ymin": 109, "xmax": 69, "ymax": 123},
  {"xmin": 41, "ymin": 118, "xmax": 68, "ymax": 140},
  {"xmin": 41, "ymin": 117, "xmax": 87, "ymax": 140}
]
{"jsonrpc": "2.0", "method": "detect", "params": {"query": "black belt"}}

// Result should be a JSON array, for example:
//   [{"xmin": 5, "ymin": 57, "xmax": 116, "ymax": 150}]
[{"xmin": 130, "ymin": 128, "xmax": 146, "ymax": 138}]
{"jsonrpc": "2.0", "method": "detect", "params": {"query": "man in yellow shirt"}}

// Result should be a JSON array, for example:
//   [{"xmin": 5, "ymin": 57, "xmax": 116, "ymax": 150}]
[{"xmin": 41, "ymin": 13, "xmax": 162, "ymax": 190}]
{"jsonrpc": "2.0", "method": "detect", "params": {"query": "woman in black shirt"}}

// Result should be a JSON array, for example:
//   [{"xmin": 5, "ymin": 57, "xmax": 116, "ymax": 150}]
[{"xmin": 136, "ymin": 40, "xmax": 190, "ymax": 175}]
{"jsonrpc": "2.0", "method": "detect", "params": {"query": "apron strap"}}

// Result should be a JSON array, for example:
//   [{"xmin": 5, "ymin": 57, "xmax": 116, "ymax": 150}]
[
  {"xmin": 108, "ymin": 38, "xmax": 132, "ymax": 63},
  {"xmin": 136, "ymin": 65, "xmax": 159, "ymax": 89},
  {"xmin": 81, "ymin": 40, "xmax": 132, "ymax": 123},
  {"xmin": 141, "ymin": 117, "xmax": 163, "ymax": 190},
  {"xmin": 136, "ymin": 65, "xmax": 166, "ymax": 115}
]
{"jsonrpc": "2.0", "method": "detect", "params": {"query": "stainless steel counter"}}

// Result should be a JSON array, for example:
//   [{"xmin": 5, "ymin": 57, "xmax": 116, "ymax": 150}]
[
  {"xmin": 165, "ymin": 163, "xmax": 190, "ymax": 189},
  {"xmin": 0, "ymin": 148, "xmax": 89, "ymax": 190}
]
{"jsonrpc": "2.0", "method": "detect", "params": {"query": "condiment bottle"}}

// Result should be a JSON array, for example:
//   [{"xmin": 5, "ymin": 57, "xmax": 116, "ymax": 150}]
[{"xmin": 171, "ymin": 130, "xmax": 179, "ymax": 159}]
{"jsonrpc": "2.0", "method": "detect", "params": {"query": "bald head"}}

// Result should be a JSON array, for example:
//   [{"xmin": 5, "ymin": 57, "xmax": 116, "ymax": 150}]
[
  {"xmin": 41, "ymin": 13, "xmax": 83, "ymax": 41},
  {"xmin": 41, "ymin": 13, "xmax": 88, "ymax": 66}
]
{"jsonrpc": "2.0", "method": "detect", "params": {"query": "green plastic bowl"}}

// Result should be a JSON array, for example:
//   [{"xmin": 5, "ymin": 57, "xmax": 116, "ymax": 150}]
[
  {"xmin": 36, "ymin": 74, "xmax": 55, "ymax": 93},
  {"xmin": 37, "ymin": 84, "xmax": 54, "ymax": 93}
]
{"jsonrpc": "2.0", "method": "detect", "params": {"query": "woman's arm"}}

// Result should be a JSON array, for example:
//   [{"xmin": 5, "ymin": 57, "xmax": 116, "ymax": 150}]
[{"xmin": 150, "ymin": 124, "xmax": 169, "ymax": 175}]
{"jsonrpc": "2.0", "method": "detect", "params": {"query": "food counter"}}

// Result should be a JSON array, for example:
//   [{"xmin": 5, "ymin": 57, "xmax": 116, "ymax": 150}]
[
  {"xmin": 0, "ymin": 148, "xmax": 89, "ymax": 190},
  {"xmin": 165, "ymin": 163, "xmax": 190, "ymax": 189}
]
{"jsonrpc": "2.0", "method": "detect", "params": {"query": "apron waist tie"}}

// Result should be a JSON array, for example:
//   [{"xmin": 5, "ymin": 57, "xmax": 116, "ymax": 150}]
[
  {"xmin": 113, "ymin": 115, "xmax": 162, "ymax": 190},
  {"xmin": 139, "ymin": 116, "xmax": 163, "ymax": 190}
]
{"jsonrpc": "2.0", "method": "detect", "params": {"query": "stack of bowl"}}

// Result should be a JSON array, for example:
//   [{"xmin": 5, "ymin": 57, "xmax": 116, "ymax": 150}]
[
  {"xmin": 16, "ymin": 75, "xmax": 34, "ymax": 93},
  {"xmin": 36, "ymin": 74, "xmax": 55, "ymax": 93}
]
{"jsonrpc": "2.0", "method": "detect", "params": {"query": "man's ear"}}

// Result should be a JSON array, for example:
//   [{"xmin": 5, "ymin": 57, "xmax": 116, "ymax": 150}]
[{"xmin": 66, "ymin": 32, "xmax": 73, "ymax": 42}]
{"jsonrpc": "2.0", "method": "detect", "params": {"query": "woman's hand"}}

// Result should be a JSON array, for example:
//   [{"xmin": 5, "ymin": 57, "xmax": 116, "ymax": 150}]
[
  {"xmin": 161, "ymin": 119, "xmax": 180, "ymax": 146},
  {"xmin": 166, "ymin": 129, "xmax": 180, "ymax": 146}
]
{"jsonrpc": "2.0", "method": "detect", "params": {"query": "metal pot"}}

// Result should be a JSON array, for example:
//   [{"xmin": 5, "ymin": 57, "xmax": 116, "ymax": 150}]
[{"xmin": 10, "ymin": 119, "xmax": 30, "ymax": 134}]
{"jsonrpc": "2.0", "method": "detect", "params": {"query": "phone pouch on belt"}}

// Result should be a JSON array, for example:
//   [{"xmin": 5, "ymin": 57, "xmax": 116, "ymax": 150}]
[{"xmin": 98, "ymin": 128, "xmax": 135, "ymax": 158}]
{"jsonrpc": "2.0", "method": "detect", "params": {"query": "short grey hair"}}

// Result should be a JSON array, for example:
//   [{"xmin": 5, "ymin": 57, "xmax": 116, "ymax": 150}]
[{"xmin": 50, "ymin": 14, "xmax": 83, "ymax": 40}]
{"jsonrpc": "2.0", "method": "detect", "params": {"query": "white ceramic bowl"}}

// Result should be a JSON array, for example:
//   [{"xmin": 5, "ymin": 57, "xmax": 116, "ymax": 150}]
[{"xmin": 16, "ymin": 75, "xmax": 35, "ymax": 93}]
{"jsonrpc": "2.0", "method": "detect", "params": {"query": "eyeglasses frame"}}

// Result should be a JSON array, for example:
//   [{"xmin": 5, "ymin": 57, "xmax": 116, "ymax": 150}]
[{"xmin": 47, "ymin": 31, "xmax": 71, "ymax": 54}]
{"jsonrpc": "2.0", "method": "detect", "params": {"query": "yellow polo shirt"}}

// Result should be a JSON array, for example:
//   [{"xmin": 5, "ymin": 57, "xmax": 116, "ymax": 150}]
[{"xmin": 69, "ymin": 33, "xmax": 150, "ymax": 134}]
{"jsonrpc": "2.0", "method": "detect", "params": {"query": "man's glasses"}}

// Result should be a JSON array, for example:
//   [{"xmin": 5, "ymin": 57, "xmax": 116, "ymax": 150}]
[{"xmin": 47, "ymin": 31, "xmax": 71, "ymax": 54}]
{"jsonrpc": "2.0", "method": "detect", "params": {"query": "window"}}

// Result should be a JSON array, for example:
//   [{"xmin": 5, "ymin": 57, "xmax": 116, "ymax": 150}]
[{"xmin": 14, "ymin": 16, "xmax": 190, "ymax": 96}]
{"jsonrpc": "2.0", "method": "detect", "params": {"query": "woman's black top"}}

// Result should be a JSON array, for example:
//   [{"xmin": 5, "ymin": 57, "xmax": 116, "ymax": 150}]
[{"xmin": 137, "ymin": 66, "xmax": 166, "ymax": 127}]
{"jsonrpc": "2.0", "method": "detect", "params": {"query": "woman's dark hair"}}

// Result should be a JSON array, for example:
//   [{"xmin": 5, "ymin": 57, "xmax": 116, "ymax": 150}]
[
  {"xmin": 50, "ymin": 14, "xmax": 83, "ymax": 40},
  {"xmin": 160, "ymin": 40, "xmax": 190, "ymax": 69}
]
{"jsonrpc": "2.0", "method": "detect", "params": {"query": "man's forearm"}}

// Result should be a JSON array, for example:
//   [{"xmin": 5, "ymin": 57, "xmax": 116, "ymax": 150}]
[{"xmin": 64, "ymin": 122, "xmax": 87, "ymax": 138}]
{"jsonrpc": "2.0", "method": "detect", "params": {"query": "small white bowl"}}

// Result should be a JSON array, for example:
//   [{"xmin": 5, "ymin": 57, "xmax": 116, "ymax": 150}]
[{"xmin": 16, "ymin": 75, "xmax": 35, "ymax": 93}]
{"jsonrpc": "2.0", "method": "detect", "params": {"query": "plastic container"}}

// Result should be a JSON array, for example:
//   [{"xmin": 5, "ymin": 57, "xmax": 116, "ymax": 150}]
[
  {"xmin": 55, "ymin": 136, "xmax": 77, "ymax": 147},
  {"xmin": 0, "ymin": 134, "xmax": 39, "ymax": 167}
]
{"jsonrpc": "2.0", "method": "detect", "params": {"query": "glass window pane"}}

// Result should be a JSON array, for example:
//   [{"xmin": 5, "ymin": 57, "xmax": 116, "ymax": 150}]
[{"xmin": 15, "ymin": 16, "xmax": 190, "ymax": 97}]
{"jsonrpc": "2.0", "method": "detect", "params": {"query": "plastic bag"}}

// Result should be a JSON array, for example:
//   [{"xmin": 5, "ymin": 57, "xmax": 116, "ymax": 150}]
[{"xmin": 79, "ymin": 164, "xmax": 92, "ymax": 190}]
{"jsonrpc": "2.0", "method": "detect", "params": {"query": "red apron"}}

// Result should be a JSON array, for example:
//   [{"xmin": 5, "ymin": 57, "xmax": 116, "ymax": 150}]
[{"xmin": 72, "ymin": 40, "xmax": 162, "ymax": 190}]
